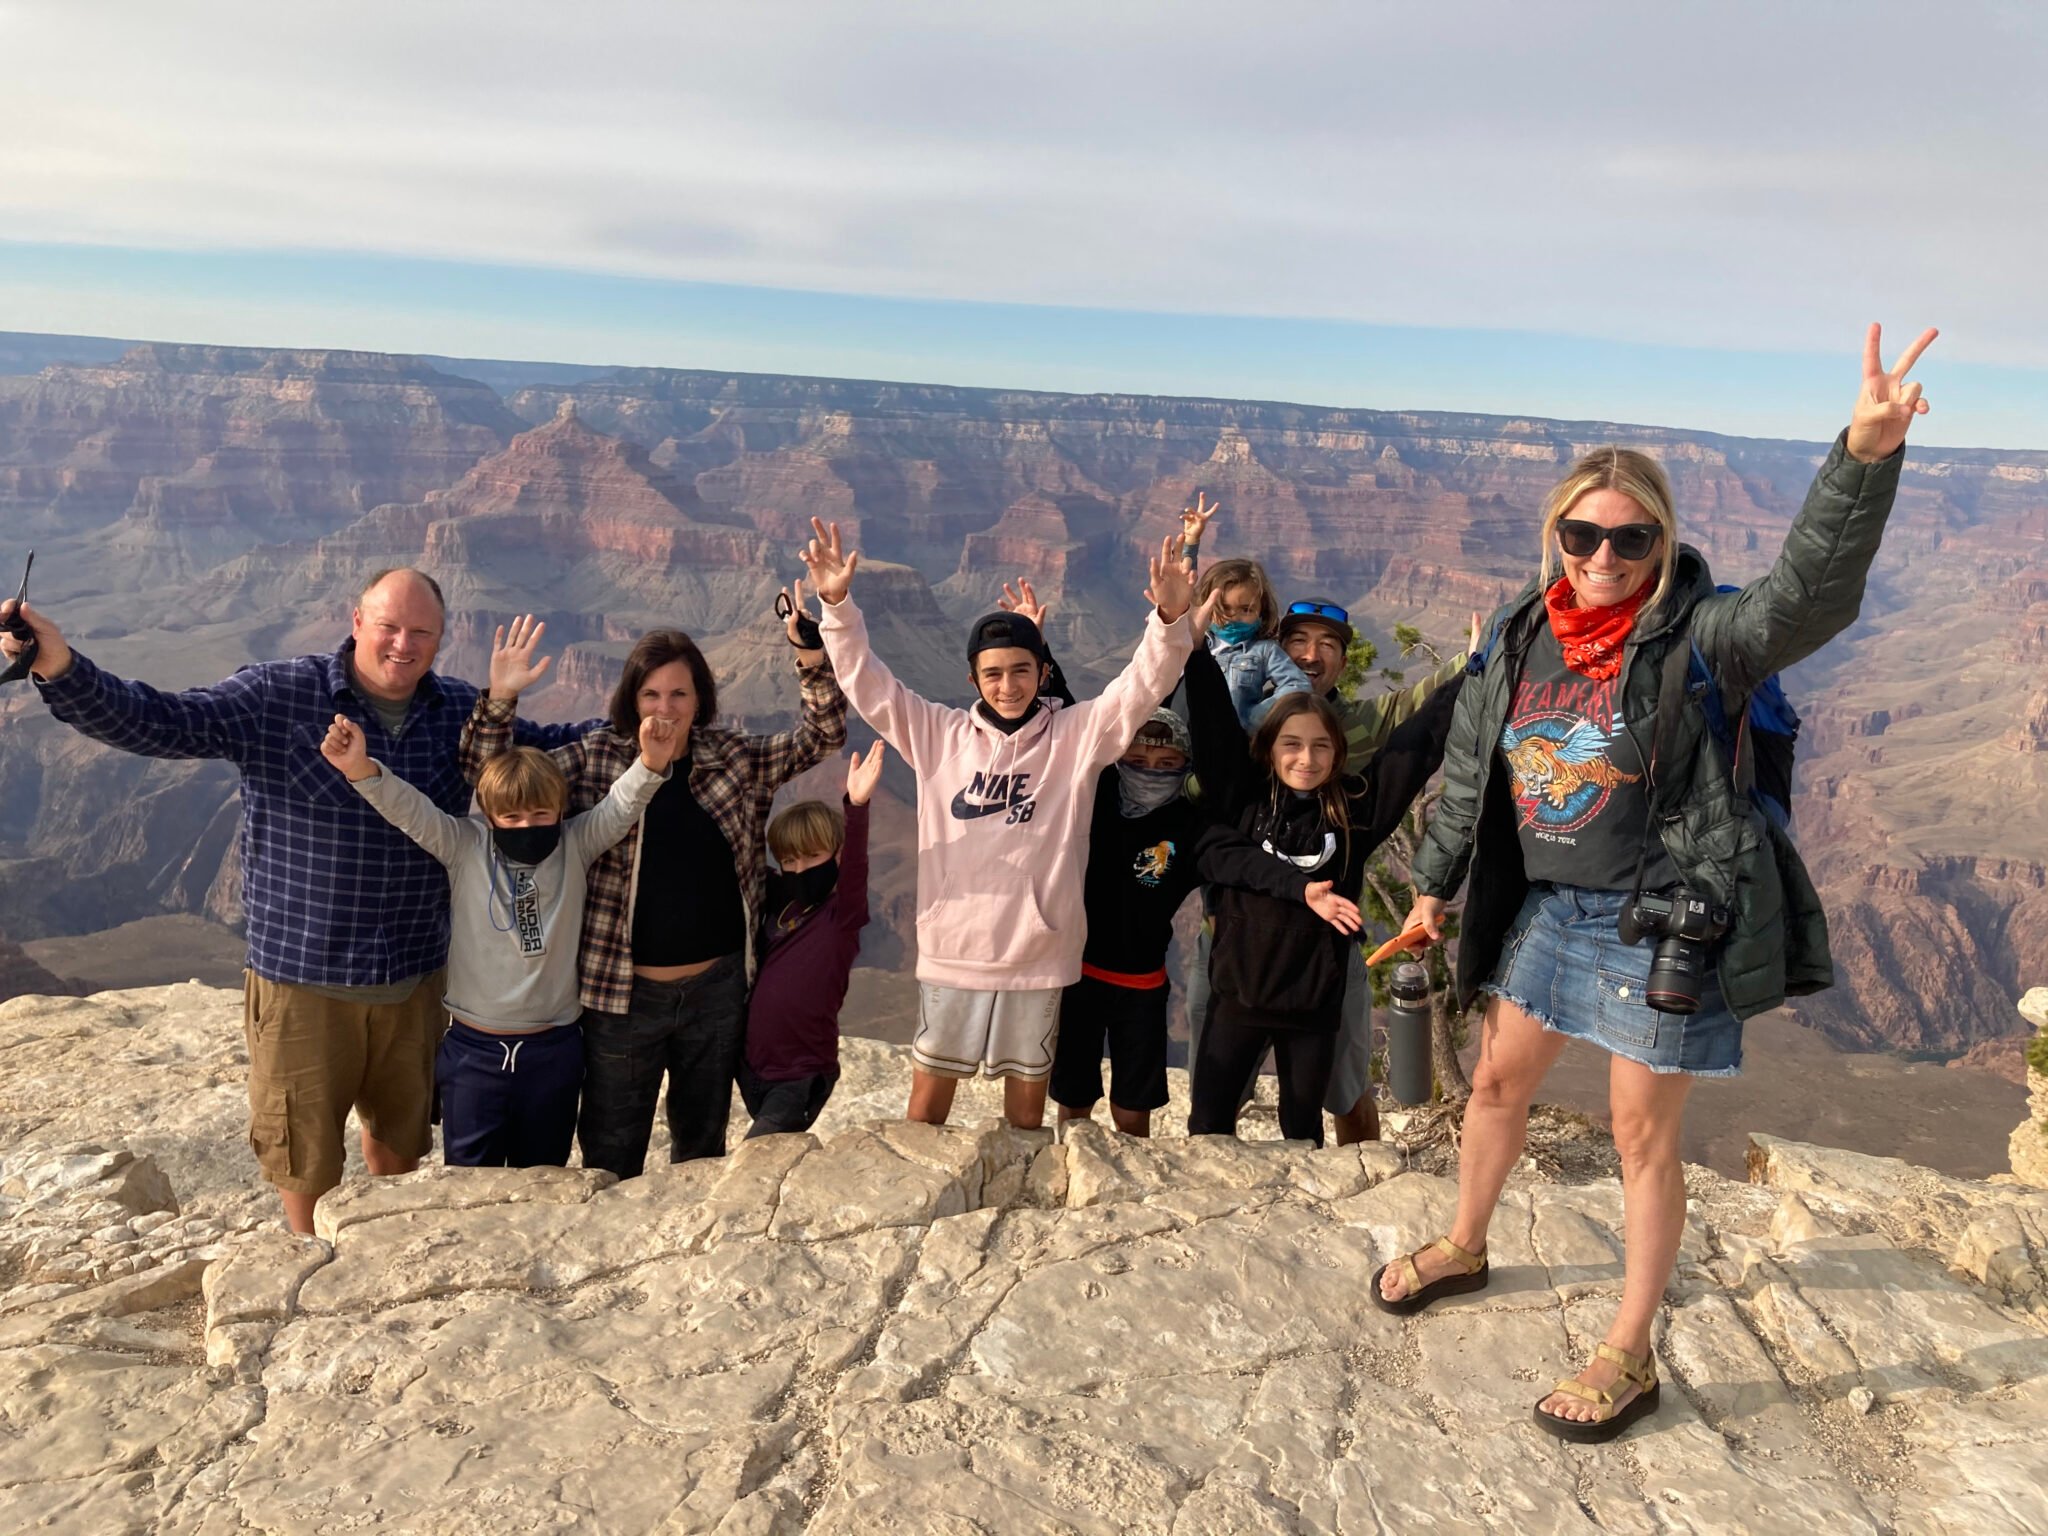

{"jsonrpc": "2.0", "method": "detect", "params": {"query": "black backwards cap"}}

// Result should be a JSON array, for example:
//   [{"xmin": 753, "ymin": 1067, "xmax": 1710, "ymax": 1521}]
[{"xmin": 966, "ymin": 612, "xmax": 1047, "ymax": 665}]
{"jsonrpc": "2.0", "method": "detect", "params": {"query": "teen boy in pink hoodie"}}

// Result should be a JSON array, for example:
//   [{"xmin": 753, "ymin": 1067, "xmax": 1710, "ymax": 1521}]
[{"xmin": 802, "ymin": 517, "xmax": 1196, "ymax": 1131}]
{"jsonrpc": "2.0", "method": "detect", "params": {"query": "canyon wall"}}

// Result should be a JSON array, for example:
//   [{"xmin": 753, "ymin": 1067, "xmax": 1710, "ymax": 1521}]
[{"xmin": 1, "ymin": 336, "xmax": 2044, "ymax": 1054}]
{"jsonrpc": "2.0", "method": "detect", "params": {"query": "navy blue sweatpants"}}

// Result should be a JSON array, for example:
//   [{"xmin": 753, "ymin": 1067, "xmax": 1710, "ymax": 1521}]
[{"xmin": 436, "ymin": 1020, "xmax": 583, "ymax": 1168}]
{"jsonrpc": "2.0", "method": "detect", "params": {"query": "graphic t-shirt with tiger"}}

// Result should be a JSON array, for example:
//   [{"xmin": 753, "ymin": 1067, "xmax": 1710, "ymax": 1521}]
[{"xmin": 1501, "ymin": 625, "xmax": 1678, "ymax": 892}]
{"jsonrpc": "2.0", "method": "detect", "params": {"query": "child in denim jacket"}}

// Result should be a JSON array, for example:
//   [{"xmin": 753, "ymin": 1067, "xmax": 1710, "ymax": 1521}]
[{"xmin": 1191, "ymin": 555, "xmax": 1311, "ymax": 730}]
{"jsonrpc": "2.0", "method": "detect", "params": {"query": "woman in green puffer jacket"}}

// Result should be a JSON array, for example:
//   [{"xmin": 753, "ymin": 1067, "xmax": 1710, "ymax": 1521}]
[{"xmin": 1372, "ymin": 324, "xmax": 1938, "ymax": 1445}]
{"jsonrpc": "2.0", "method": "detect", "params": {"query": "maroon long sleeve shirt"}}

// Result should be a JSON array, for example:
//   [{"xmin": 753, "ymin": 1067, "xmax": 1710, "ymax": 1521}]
[{"xmin": 743, "ymin": 797, "xmax": 871, "ymax": 1081}]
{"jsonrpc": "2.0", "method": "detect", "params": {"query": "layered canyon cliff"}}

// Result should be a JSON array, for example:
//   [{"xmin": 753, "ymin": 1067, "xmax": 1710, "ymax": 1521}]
[{"xmin": 1, "ymin": 334, "xmax": 2044, "ymax": 1057}]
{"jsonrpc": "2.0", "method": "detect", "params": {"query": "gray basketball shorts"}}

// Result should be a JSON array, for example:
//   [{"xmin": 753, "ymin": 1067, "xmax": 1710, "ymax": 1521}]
[{"xmin": 911, "ymin": 984, "xmax": 1063, "ymax": 1081}]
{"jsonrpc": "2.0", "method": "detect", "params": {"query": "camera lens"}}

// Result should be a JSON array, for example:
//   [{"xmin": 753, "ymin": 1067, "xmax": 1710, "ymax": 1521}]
[{"xmin": 1644, "ymin": 936, "xmax": 1707, "ymax": 1015}]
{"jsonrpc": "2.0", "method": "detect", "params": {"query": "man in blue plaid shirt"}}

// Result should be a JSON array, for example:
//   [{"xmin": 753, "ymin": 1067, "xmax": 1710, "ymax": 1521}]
[{"xmin": 2, "ymin": 569, "xmax": 595, "ymax": 1232}]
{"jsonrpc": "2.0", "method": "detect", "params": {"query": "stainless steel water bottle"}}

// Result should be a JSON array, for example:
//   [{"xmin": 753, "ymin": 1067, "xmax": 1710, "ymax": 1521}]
[{"xmin": 1386, "ymin": 959, "xmax": 1433, "ymax": 1106}]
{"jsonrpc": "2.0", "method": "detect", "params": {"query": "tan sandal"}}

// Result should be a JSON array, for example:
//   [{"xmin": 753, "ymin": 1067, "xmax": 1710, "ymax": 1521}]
[
  {"xmin": 1370, "ymin": 1235, "xmax": 1489, "ymax": 1315},
  {"xmin": 1532, "ymin": 1342, "xmax": 1662, "ymax": 1442}
]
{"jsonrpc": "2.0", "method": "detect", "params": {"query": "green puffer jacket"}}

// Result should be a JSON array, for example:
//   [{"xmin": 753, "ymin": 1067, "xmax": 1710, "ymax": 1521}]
[{"xmin": 1411, "ymin": 432, "xmax": 1904, "ymax": 1022}]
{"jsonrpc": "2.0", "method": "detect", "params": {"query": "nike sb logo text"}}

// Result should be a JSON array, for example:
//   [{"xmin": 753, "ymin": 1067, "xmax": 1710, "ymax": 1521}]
[{"xmin": 949, "ymin": 770, "xmax": 1037, "ymax": 824}]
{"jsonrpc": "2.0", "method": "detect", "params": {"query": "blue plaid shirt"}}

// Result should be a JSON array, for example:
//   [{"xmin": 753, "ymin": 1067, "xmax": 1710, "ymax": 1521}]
[{"xmin": 38, "ymin": 640, "xmax": 593, "ymax": 988}]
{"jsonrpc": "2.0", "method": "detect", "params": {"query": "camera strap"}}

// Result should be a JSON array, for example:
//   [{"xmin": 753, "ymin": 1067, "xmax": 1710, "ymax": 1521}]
[{"xmin": 1627, "ymin": 637, "xmax": 1699, "ymax": 899}]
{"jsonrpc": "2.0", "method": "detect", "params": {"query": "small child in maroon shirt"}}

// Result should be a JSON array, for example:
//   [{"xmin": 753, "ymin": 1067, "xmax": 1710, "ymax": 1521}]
[{"xmin": 739, "ymin": 742, "xmax": 883, "ymax": 1136}]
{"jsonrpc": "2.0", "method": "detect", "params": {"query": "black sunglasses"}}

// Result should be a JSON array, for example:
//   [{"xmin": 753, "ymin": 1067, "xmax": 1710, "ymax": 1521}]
[
  {"xmin": 1556, "ymin": 520, "xmax": 1662, "ymax": 562},
  {"xmin": 1285, "ymin": 599, "xmax": 1350, "ymax": 624}
]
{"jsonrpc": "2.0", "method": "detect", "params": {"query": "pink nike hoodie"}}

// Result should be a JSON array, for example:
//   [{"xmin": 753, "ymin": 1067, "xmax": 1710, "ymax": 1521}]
[{"xmin": 819, "ymin": 594, "xmax": 1194, "ymax": 991}]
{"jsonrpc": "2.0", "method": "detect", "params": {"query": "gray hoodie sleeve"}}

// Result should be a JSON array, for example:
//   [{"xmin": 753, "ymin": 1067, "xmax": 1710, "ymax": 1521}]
[
  {"xmin": 563, "ymin": 756, "xmax": 669, "ymax": 868},
  {"xmin": 351, "ymin": 760, "xmax": 481, "ymax": 868}
]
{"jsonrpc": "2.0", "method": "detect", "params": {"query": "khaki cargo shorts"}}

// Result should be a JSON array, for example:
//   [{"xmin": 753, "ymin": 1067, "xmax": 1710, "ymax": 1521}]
[{"xmin": 242, "ymin": 970, "xmax": 445, "ymax": 1195}]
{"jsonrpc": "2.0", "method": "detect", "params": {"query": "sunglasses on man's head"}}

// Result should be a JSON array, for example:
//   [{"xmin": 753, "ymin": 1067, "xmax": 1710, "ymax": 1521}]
[
  {"xmin": 1286, "ymin": 600, "xmax": 1350, "ymax": 624},
  {"xmin": 1556, "ymin": 520, "xmax": 1663, "ymax": 562}
]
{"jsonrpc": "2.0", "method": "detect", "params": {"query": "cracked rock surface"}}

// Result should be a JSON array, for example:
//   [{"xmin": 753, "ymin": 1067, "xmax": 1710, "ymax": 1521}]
[{"xmin": 4, "ymin": 984, "xmax": 2048, "ymax": 1533}]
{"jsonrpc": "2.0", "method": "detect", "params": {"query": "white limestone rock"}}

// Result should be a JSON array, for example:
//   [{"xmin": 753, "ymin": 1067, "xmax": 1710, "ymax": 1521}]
[{"xmin": 5, "ymin": 985, "xmax": 2048, "ymax": 1534}]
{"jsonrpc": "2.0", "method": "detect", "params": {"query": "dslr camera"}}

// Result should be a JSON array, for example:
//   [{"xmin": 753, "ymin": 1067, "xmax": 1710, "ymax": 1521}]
[{"xmin": 1617, "ymin": 889, "xmax": 1730, "ymax": 1015}]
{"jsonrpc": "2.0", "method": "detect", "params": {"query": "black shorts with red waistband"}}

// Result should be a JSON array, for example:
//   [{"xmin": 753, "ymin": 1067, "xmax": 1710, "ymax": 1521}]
[{"xmin": 1048, "ymin": 969, "xmax": 1171, "ymax": 1113}]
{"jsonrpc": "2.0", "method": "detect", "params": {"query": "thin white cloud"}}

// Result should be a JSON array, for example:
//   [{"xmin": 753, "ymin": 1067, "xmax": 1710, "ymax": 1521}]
[{"xmin": 1, "ymin": 0, "xmax": 2041, "ymax": 361}]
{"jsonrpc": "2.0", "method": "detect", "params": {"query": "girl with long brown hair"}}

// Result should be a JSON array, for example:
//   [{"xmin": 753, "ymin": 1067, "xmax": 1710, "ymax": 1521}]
[{"xmin": 1189, "ymin": 678, "xmax": 1462, "ymax": 1144}]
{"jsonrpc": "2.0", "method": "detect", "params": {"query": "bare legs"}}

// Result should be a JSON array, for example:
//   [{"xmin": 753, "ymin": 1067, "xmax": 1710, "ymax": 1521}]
[
  {"xmin": 1376, "ymin": 993, "xmax": 1694, "ymax": 1419},
  {"xmin": 1002, "ymin": 1076, "xmax": 1048, "ymax": 1131},
  {"xmin": 1056, "ymin": 1100, "xmax": 1153, "ymax": 1137},
  {"xmin": 1540, "ymin": 1057, "xmax": 1691, "ymax": 1422},
  {"xmin": 1331, "ymin": 1092, "xmax": 1379, "ymax": 1146},
  {"xmin": 908, "ymin": 1067, "xmax": 1049, "ymax": 1131},
  {"xmin": 278, "ymin": 1126, "xmax": 420, "ymax": 1236},
  {"xmin": 907, "ymin": 1067, "xmax": 958, "ymax": 1125}
]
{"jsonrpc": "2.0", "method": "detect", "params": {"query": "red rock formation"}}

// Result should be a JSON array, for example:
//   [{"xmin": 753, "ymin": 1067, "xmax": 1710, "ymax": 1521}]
[
  {"xmin": 0, "ymin": 345, "xmax": 521, "ymax": 577},
  {"xmin": 8, "ymin": 344, "xmax": 2048, "ymax": 1058}
]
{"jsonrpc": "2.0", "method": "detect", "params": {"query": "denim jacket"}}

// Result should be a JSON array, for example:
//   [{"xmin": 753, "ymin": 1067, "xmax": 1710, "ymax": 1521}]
[{"xmin": 1205, "ymin": 633, "xmax": 1312, "ymax": 730}]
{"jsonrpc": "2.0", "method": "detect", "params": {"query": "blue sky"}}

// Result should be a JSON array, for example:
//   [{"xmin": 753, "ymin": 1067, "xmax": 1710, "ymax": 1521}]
[{"xmin": 3, "ymin": 1, "xmax": 2043, "ymax": 448}]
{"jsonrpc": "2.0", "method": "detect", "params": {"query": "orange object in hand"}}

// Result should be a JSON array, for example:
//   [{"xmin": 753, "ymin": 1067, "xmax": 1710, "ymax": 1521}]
[{"xmin": 1366, "ymin": 925, "xmax": 1432, "ymax": 966}]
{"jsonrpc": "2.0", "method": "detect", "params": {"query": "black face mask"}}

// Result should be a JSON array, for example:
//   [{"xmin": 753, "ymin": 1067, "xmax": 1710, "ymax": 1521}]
[
  {"xmin": 769, "ymin": 859, "xmax": 839, "ymax": 916},
  {"xmin": 491, "ymin": 823, "xmax": 562, "ymax": 866}
]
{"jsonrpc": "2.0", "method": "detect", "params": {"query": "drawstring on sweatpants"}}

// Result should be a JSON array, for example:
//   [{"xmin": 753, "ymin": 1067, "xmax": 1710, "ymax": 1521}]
[{"xmin": 498, "ymin": 1039, "xmax": 524, "ymax": 1073}]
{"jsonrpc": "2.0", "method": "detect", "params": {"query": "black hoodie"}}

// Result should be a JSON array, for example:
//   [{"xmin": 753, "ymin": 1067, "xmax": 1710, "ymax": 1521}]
[{"xmin": 1200, "ymin": 660, "xmax": 1462, "ymax": 1031}]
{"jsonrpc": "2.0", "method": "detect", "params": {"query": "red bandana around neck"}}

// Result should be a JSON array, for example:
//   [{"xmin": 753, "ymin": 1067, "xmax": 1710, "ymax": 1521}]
[{"xmin": 1543, "ymin": 576, "xmax": 1647, "ymax": 680}]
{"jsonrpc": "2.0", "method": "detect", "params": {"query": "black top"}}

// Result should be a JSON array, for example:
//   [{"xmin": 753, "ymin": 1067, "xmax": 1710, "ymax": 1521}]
[
  {"xmin": 1054, "ymin": 643, "xmax": 1311, "ymax": 978},
  {"xmin": 1199, "ymin": 657, "xmax": 1463, "ymax": 1032},
  {"xmin": 1501, "ymin": 624, "xmax": 1677, "ymax": 893},
  {"xmin": 631, "ymin": 760, "xmax": 745, "ymax": 965}
]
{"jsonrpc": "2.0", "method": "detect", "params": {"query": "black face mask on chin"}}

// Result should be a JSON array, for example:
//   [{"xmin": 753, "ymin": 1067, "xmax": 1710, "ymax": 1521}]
[
  {"xmin": 769, "ymin": 859, "xmax": 839, "ymax": 916},
  {"xmin": 491, "ymin": 823, "xmax": 563, "ymax": 866}
]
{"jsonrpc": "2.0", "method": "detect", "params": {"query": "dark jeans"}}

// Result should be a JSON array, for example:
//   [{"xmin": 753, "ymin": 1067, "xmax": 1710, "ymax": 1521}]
[
  {"xmin": 577, "ymin": 954, "xmax": 747, "ymax": 1178},
  {"xmin": 738, "ymin": 1060, "xmax": 839, "ymax": 1138},
  {"xmin": 1187, "ymin": 1005, "xmax": 1336, "ymax": 1147},
  {"xmin": 436, "ymin": 1020, "xmax": 582, "ymax": 1168}
]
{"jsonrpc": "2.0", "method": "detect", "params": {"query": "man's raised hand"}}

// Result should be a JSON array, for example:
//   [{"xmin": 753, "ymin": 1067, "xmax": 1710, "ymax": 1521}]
[
  {"xmin": 1305, "ymin": 881, "xmax": 1362, "ymax": 935},
  {"xmin": 638, "ymin": 714, "xmax": 680, "ymax": 774},
  {"xmin": 801, "ymin": 517, "xmax": 859, "ymax": 606},
  {"xmin": 0, "ymin": 598, "xmax": 71, "ymax": 681},
  {"xmin": 846, "ymin": 739, "xmax": 887, "ymax": 806},
  {"xmin": 320, "ymin": 714, "xmax": 377, "ymax": 782},
  {"xmin": 488, "ymin": 615, "xmax": 552, "ymax": 700},
  {"xmin": 1848, "ymin": 322, "xmax": 1938, "ymax": 464},
  {"xmin": 1180, "ymin": 491, "xmax": 1220, "ymax": 547},
  {"xmin": 997, "ymin": 579, "xmax": 1049, "ymax": 629},
  {"xmin": 1144, "ymin": 531, "xmax": 1196, "ymax": 624}
]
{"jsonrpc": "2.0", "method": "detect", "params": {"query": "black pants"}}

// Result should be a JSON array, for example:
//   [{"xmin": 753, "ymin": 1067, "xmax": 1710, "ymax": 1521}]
[
  {"xmin": 738, "ymin": 1060, "xmax": 839, "ymax": 1138},
  {"xmin": 436, "ymin": 1020, "xmax": 582, "ymax": 1168},
  {"xmin": 1187, "ymin": 1006, "xmax": 1336, "ymax": 1147},
  {"xmin": 577, "ymin": 954, "xmax": 747, "ymax": 1178}
]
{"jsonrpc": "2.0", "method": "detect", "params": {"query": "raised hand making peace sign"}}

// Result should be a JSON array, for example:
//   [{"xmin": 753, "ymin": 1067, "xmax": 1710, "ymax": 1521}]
[{"xmin": 1847, "ymin": 322, "xmax": 1938, "ymax": 464}]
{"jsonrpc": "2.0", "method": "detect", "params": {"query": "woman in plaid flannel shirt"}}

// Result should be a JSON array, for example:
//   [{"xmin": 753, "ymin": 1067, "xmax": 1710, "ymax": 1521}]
[{"xmin": 460, "ymin": 596, "xmax": 846, "ymax": 1176}]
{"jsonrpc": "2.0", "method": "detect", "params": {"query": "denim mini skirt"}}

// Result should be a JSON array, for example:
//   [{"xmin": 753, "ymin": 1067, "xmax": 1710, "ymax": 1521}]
[{"xmin": 1483, "ymin": 883, "xmax": 1743, "ymax": 1077}]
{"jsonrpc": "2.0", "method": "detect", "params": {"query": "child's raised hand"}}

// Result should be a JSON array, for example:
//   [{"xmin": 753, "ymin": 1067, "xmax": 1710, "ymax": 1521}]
[
  {"xmin": 1304, "ymin": 881, "xmax": 1361, "ymax": 935},
  {"xmin": 1190, "ymin": 590, "xmax": 1219, "ymax": 639},
  {"xmin": 489, "ymin": 615, "xmax": 552, "ymax": 699},
  {"xmin": 320, "ymin": 713, "xmax": 376, "ymax": 781},
  {"xmin": 997, "ymin": 579, "xmax": 1049, "ymax": 629},
  {"xmin": 801, "ymin": 517, "xmax": 859, "ymax": 606},
  {"xmin": 846, "ymin": 740, "xmax": 887, "ymax": 806},
  {"xmin": 1144, "ymin": 531, "xmax": 1196, "ymax": 624},
  {"xmin": 638, "ymin": 714, "xmax": 680, "ymax": 773},
  {"xmin": 1180, "ymin": 491, "xmax": 1220, "ymax": 546}
]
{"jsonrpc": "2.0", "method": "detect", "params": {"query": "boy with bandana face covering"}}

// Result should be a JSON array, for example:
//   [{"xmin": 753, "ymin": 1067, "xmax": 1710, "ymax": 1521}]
[
  {"xmin": 998, "ymin": 580, "xmax": 1357, "ymax": 1138},
  {"xmin": 321, "ymin": 712, "xmax": 678, "ymax": 1167}
]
